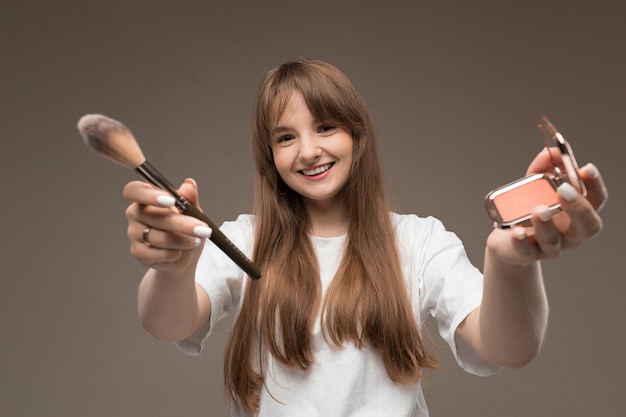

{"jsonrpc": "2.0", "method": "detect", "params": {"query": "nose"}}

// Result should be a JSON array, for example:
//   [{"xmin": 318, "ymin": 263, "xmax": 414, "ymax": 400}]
[{"xmin": 298, "ymin": 134, "xmax": 321, "ymax": 163}]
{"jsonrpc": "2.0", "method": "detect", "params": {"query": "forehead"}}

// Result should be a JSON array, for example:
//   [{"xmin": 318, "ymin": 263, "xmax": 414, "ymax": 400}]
[
  {"xmin": 271, "ymin": 90, "xmax": 309, "ymax": 125},
  {"xmin": 269, "ymin": 88, "xmax": 339, "ymax": 131}
]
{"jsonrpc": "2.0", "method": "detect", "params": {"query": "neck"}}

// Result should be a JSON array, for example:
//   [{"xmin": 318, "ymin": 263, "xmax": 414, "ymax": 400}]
[{"xmin": 303, "ymin": 197, "xmax": 349, "ymax": 238}]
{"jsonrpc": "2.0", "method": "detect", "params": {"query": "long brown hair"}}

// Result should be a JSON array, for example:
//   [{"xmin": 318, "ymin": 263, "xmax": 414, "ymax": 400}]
[{"xmin": 224, "ymin": 59, "xmax": 437, "ymax": 412}]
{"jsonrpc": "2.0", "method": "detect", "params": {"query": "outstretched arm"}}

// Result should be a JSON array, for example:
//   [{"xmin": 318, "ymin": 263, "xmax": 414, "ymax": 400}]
[
  {"xmin": 458, "ymin": 153, "xmax": 608, "ymax": 368},
  {"xmin": 124, "ymin": 178, "xmax": 213, "ymax": 341}
]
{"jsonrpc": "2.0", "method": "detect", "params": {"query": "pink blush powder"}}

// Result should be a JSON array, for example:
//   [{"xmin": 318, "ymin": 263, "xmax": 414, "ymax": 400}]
[{"xmin": 493, "ymin": 178, "xmax": 559, "ymax": 222}]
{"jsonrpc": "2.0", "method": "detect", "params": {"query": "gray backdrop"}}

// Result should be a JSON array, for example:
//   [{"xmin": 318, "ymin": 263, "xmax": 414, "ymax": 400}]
[{"xmin": 2, "ymin": 1, "xmax": 624, "ymax": 416}]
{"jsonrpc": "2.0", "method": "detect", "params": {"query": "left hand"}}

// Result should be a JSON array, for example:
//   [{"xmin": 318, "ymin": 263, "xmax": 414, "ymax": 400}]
[{"xmin": 486, "ymin": 148, "xmax": 608, "ymax": 265}]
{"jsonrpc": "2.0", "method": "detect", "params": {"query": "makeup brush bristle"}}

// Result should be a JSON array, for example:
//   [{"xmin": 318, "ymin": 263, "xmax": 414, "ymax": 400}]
[{"xmin": 77, "ymin": 114, "xmax": 146, "ymax": 169}]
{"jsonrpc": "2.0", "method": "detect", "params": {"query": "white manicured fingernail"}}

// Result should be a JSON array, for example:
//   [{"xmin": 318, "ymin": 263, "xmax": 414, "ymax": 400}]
[
  {"xmin": 513, "ymin": 227, "xmax": 526, "ymax": 241},
  {"xmin": 557, "ymin": 182, "xmax": 579, "ymax": 202},
  {"xmin": 185, "ymin": 178, "xmax": 198, "ymax": 188},
  {"xmin": 194, "ymin": 237, "xmax": 202, "ymax": 248},
  {"xmin": 534, "ymin": 205, "xmax": 552, "ymax": 222},
  {"xmin": 193, "ymin": 225, "xmax": 212, "ymax": 238},
  {"xmin": 582, "ymin": 163, "xmax": 599, "ymax": 179},
  {"xmin": 156, "ymin": 195, "xmax": 176, "ymax": 207}
]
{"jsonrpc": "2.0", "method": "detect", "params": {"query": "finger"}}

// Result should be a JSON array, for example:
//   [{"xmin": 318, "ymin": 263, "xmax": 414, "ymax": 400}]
[
  {"xmin": 125, "ymin": 185, "xmax": 211, "ymax": 240},
  {"xmin": 124, "ymin": 177, "xmax": 211, "ymax": 251},
  {"xmin": 129, "ymin": 221, "xmax": 206, "ymax": 270},
  {"xmin": 167, "ymin": 178, "xmax": 212, "ymax": 239},
  {"xmin": 130, "ymin": 240, "xmax": 186, "ymax": 267},
  {"xmin": 134, "ymin": 223, "xmax": 203, "ymax": 250},
  {"xmin": 178, "ymin": 178, "xmax": 201, "ymax": 208},
  {"xmin": 509, "ymin": 227, "xmax": 538, "ymax": 260},
  {"xmin": 529, "ymin": 205, "xmax": 562, "ymax": 258},
  {"xmin": 578, "ymin": 163, "xmax": 609, "ymax": 212},
  {"xmin": 526, "ymin": 147, "xmax": 561, "ymax": 175},
  {"xmin": 486, "ymin": 227, "xmax": 541, "ymax": 265},
  {"xmin": 127, "ymin": 206, "xmax": 211, "ymax": 248},
  {"xmin": 141, "ymin": 209, "xmax": 211, "ymax": 240},
  {"xmin": 124, "ymin": 201, "xmax": 175, "ymax": 229},
  {"xmin": 123, "ymin": 180, "xmax": 177, "ymax": 208},
  {"xmin": 556, "ymin": 182, "xmax": 603, "ymax": 248}
]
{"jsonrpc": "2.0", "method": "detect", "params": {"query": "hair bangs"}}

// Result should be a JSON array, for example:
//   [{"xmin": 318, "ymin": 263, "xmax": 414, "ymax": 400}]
[{"xmin": 266, "ymin": 62, "xmax": 365, "ymax": 138}]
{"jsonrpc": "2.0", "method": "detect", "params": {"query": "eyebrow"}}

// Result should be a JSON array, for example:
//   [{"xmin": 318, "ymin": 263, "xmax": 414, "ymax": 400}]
[
  {"xmin": 270, "ymin": 115, "xmax": 330, "ymax": 135},
  {"xmin": 270, "ymin": 126, "xmax": 293, "ymax": 136}
]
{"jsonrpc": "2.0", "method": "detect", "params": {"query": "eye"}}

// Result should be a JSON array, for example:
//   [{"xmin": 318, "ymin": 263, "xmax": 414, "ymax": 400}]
[
  {"xmin": 276, "ymin": 134, "xmax": 295, "ymax": 144},
  {"xmin": 317, "ymin": 124, "xmax": 336, "ymax": 134}
]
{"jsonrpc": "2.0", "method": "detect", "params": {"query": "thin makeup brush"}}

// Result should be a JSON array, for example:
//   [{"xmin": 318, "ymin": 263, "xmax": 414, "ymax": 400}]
[{"xmin": 77, "ymin": 114, "xmax": 261, "ymax": 280}]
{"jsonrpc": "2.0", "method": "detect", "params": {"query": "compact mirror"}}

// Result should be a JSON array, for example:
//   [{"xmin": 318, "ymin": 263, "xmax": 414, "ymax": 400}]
[{"xmin": 484, "ymin": 116, "xmax": 586, "ymax": 229}]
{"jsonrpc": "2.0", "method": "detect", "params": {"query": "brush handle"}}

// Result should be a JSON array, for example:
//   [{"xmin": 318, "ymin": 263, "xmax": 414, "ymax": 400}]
[
  {"xmin": 136, "ymin": 162, "xmax": 262, "ymax": 280},
  {"xmin": 180, "ymin": 203, "xmax": 262, "ymax": 280}
]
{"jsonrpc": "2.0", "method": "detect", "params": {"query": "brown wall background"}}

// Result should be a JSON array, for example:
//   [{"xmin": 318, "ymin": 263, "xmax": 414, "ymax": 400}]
[{"xmin": 2, "ymin": 1, "xmax": 624, "ymax": 416}]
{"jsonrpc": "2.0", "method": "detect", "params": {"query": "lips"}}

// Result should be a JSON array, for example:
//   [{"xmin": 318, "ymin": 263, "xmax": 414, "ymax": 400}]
[{"xmin": 299, "ymin": 162, "xmax": 334, "ymax": 177}]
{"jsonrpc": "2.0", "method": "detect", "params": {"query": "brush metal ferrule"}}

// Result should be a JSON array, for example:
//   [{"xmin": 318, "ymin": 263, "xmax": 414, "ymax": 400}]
[{"xmin": 136, "ymin": 162, "xmax": 189, "ymax": 210}]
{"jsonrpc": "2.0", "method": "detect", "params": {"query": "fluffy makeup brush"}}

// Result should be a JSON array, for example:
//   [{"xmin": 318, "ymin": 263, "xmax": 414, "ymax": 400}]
[{"xmin": 77, "ymin": 114, "xmax": 261, "ymax": 280}]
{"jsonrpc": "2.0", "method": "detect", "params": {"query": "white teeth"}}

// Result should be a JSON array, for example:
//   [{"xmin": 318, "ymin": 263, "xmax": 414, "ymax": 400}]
[{"xmin": 301, "ymin": 163, "xmax": 332, "ymax": 176}]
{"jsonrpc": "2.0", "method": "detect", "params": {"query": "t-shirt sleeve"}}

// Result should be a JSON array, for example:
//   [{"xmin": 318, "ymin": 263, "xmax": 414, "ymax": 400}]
[
  {"xmin": 395, "ymin": 214, "xmax": 501, "ymax": 376},
  {"xmin": 174, "ymin": 215, "xmax": 253, "ymax": 356}
]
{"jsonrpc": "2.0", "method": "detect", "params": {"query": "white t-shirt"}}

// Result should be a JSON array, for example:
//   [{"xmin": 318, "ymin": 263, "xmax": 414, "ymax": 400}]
[{"xmin": 176, "ymin": 213, "xmax": 500, "ymax": 416}]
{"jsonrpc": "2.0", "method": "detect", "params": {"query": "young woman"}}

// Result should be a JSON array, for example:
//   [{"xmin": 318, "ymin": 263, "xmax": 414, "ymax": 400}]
[{"xmin": 123, "ymin": 59, "xmax": 607, "ymax": 416}]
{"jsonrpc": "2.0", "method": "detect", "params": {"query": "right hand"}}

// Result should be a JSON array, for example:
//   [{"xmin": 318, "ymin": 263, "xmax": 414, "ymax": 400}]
[{"xmin": 123, "ymin": 178, "xmax": 212, "ymax": 273}]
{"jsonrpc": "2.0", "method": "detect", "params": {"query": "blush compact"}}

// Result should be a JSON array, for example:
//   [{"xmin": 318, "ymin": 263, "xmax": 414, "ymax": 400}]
[{"xmin": 484, "ymin": 116, "xmax": 586, "ymax": 229}]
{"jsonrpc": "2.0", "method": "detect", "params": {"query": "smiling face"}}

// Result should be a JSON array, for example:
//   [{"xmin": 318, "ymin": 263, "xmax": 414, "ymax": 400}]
[{"xmin": 270, "ymin": 90, "xmax": 354, "ymax": 209}]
